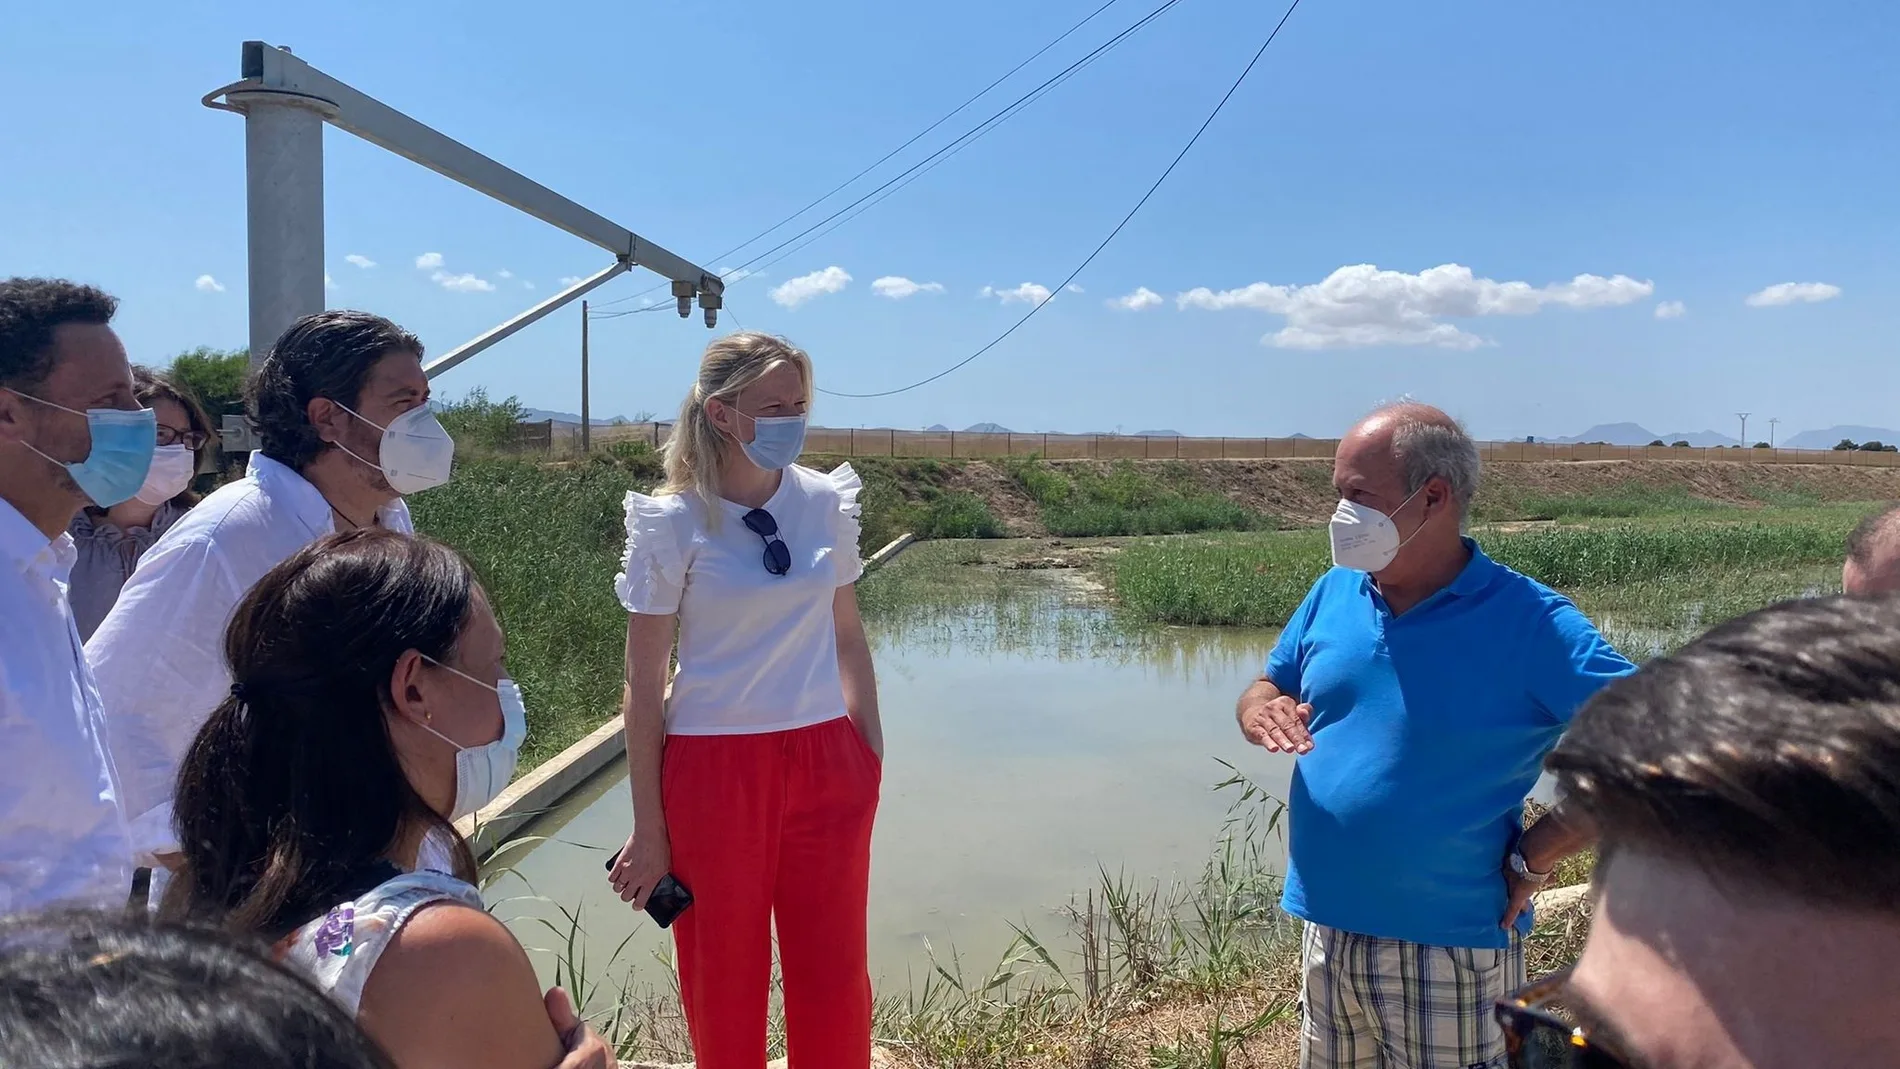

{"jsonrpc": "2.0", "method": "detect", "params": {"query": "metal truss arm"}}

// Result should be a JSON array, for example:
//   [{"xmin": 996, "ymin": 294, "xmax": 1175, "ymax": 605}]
[{"xmin": 213, "ymin": 42, "xmax": 722, "ymax": 300}]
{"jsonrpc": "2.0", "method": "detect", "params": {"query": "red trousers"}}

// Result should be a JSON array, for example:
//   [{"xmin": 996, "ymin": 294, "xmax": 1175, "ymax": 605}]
[{"xmin": 662, "ymin": 716, "xmax": 881, "ymax": 1068}]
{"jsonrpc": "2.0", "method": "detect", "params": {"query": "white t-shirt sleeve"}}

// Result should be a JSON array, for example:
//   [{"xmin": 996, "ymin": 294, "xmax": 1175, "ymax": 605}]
[
  {"xmin": 615, "ymin": 492, "xmax": 688, "ymax": 615},
  {"xmin": 87, "ymin": 535, "xmax": 245, "ymax": 846},
  {"xmin": 827, "ymin": 463, "xmax": 865, "ymax": 586}
]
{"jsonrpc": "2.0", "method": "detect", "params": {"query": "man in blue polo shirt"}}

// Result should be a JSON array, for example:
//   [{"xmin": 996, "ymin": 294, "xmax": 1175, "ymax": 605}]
[{"xmin": 1237, "ymin": 403, "xmax": 1635, "ymax": 1069}]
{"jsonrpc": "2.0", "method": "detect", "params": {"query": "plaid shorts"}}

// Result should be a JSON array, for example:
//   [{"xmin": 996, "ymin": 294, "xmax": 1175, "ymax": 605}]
[{"xmin": 1298, "ymin": 921, "xmax": 1525, "ymax": 1069}]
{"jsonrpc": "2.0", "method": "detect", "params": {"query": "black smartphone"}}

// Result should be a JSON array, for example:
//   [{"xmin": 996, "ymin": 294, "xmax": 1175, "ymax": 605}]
[{"xmin": 605, "ymin": 851, "xmax": 695, "ymax": 929}]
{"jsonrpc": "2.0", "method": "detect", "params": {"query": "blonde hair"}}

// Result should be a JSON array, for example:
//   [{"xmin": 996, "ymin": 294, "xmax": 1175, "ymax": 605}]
[{"xmin": 660, "ymin": 331, "xmax": 814, "ymax": 522}]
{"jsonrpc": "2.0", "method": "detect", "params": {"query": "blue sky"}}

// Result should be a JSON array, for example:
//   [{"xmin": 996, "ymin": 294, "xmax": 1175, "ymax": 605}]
[{"xmin": 3, "ymin": 0, "xmax": 1896, "ymax": 441}]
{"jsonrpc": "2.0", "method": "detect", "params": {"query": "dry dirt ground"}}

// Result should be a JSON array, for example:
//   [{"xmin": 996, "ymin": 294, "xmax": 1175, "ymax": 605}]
[{"xmin": 935, "ymin": 458, "xmax": 1900, "ymax": 534}]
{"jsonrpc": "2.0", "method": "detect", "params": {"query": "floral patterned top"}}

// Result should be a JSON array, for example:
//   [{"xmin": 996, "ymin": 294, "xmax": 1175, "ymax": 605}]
[{"xmin": 276, "ymin": 869, "xmax": 485, "ymax": 1017}]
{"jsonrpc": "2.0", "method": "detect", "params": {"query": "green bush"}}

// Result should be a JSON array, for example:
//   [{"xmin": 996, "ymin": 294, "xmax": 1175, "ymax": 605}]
[
  {"xmin": 165, "ymin": 346, "xmax": 248, "ymax": 419},
  {"xmin": 918, "ymin": 492, "xmax": 1005, "ymax": 540},
  {"xmin": 437, "ymin": 387, "xmax": 530, "ymax": 451}
]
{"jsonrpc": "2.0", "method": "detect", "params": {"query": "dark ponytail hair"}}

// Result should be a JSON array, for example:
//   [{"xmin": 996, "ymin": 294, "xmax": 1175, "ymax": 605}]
[{"xmin": 165, "ymin": 528, "xmax": 481, "ymax": 937}]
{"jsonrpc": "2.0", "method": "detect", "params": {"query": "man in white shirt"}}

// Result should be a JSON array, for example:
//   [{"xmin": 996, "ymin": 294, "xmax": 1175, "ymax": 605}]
[
  {"xmin": 88, "ymin": 310, "xmax": 447, "ymax": 862},
  {"xmin": 0, "ymin": 278, "xmax": 148, "ymax": 912}
]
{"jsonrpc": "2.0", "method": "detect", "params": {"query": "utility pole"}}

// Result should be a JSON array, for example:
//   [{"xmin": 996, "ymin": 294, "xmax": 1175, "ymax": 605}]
[
  {"xmin": 580, "ymin": 300, "xmax": 591, "ymax": 453},
  {"xmin": 1736, "ymin": 412, "xmax": 1750, "ymax": 449},
  {"xmin": 1768, "ymin": 417, "xmax": 1780, "ymax": 448}
]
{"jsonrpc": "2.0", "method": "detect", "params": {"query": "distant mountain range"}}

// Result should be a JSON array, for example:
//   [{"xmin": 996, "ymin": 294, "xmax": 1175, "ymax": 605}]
[
  {"xmin": 1550, "ymin": 421, "xmax": 1900, "ymax": 449},
  {"xmin": 520, "ymin": 407, "xmax": 636, "ymax": 426},
  {"xmin": 1781, "ymin": 425, "xmax": 1900, "ymax": 449}
]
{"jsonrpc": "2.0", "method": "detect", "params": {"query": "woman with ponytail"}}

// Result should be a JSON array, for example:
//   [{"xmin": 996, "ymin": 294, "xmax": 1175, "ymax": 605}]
[
  {"xmin": 165, "ymin": 528, "xmax": 599, "ymax": 1069},
  {"xmin": 608, "ymin": 332, "xmax": 881, "ymax": 1068}
]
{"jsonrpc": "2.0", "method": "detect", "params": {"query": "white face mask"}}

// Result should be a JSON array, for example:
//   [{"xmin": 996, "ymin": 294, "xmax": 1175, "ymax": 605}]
[
  {"xmin": 1329, "ymin": 486, "xmax": 1426, "ymax": 573},
  {"xmin": 334, "ymin": 402, "xmax": 456, "ymax": 495},
  {"xmin": 416, "ymin": 655, "xmax": 529, "ymax": 820},
  {"xmin": 133, "ymin": 444, "xmax": 196, "ymax": 506}
]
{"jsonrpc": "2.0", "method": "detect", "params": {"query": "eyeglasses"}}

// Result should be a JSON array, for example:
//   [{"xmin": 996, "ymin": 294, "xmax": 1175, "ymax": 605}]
[
  {"xmin": 157, "ymin": 425, "xmax": 209, "ymax": 450},
  {"xmin": 742, "ymin": 508, "xmax": 792, "ymax": 576},
  {"xmin": 1495, "ymin": 971, "xmax": 1629, "ymax": 1068}
]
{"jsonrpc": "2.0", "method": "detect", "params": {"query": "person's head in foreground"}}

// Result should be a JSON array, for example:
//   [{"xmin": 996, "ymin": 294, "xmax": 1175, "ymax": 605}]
[
  {"xmin": 1507, "ymin": 595, "xmax": 1900, "ymax": 1068},
  {"xmin": 0, "ymin": 909, "xmax": 393, "ymax": 1069},
  {"xmin": 246, "ymin": 309, "xmax": 453, "ymax": 503},
  {"xmin": 0, "ymin": 277, "xmax": 151, "ymax": 535},
  {"xmin": 1843, "ymin": 502, "xmax": 1900, "ymax": 596},
  {"xmin": 1329, "ymin": 402, "xmax": 1480, "ymax": 592},
  {"xmin": 166, "ymin": 529, "xmax": 568, "ymax": 1068}
]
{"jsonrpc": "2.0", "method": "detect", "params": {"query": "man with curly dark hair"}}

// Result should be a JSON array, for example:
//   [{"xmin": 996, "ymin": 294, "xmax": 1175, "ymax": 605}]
[
  {"xmin": 87, "ymin": 309, "xmax": 455, "ymax": 871},
  {"xmin": 0, "ymin": 276, "xmax": 151, "ymax": 913}
]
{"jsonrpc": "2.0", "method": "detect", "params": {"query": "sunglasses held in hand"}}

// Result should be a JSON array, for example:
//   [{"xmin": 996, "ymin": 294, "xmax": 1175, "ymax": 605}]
[{"xmin": 1495, "ymin": 971, "xmax": 1629, "ymax": 1068}]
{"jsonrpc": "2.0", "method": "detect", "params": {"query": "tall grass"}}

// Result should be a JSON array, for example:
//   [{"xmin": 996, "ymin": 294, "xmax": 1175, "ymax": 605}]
[
  {"xmin": 1112, "ymin": 513, "xmax": 1856, "ymax": 635},
  {"xmin": 854, "ymin": 458, "xmax": 1008, "ymax": 547},
  {"xmin": 411, "ymin": 454, "xmax": 657, "ymax": 769},
  {"xmin": 1006, "ymin": 457, "xmax": 1259, "ymax": 537}
]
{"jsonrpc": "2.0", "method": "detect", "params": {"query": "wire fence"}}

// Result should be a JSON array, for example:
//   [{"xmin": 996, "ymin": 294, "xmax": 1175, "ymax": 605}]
[{"xmin": 512, "ymin": 420, "xmax": 1900, "ymax": 467}]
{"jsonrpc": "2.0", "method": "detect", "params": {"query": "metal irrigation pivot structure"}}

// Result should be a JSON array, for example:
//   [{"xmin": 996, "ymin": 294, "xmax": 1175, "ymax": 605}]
[{"xmin": 203, "ymin": 41, "xmax": 723, "ymax": 381}]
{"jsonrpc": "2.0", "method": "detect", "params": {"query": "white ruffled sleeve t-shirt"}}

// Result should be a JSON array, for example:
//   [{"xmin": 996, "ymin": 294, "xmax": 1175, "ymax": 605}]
[{"xmin": 615, "ymin": 463, "xmax": 863, "ymax": 736}]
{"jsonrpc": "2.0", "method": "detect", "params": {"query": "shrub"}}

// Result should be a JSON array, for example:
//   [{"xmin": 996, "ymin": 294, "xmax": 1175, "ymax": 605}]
[{"xmin": 437, "ymin": 387, "xmax": 530, "ymax": 451}]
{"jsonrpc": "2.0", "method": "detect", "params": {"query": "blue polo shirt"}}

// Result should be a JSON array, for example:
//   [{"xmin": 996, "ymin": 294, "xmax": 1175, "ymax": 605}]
[{"xmin": 1266, "ymin": 539, "xmax": 1635, "ymax": 949}]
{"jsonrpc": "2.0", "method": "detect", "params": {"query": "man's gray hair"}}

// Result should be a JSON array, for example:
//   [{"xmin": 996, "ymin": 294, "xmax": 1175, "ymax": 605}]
[{"xmin": 1387, "ymin": 409, "xmax": 1482, "ymax": 523}]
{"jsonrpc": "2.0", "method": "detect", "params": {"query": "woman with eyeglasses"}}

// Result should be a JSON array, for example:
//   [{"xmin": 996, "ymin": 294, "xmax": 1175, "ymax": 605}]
[
  {"xmin": 608, "ymin": 331, "xmax": 881, "ymax": 1069},
  {"xmin": 66, "ymin": 365, "xmax": 212, "ymax": 639}
]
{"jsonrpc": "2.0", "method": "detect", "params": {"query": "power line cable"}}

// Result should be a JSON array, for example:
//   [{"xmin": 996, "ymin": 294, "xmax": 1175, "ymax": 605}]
[
  {"xmin": 715, "ymin": 0, "xmax": 1186, "ymax": 285},
  {"xmin": 818, "ymin": 0, "xmax": 1304, "ymax": 400},
  {"xmin": 596, "ymin": 0, "xmax": 1124, "ymax": 308}
]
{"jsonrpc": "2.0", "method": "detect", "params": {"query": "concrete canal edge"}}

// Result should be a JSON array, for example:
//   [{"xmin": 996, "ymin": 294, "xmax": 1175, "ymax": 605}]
[
  {"xmin": 457, "ymin": 713, "xmax": 627, "ymax": 863},
  {"xmin": 863, "ymin": 532, "xmax": 915, "ymax": 573},
  {"xmin": 462, "ymin": 538, "xmax": 914, "ymax": 863}
]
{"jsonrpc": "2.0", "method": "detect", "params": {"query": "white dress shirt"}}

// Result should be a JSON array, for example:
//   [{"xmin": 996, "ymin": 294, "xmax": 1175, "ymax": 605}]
[
  {"xmin": 87, "ymin": 453, "xmax": 411, "ymax": 857},
  {"xmin": 0, "ymin": 498, "xmax": 133, "ymax": 913}
]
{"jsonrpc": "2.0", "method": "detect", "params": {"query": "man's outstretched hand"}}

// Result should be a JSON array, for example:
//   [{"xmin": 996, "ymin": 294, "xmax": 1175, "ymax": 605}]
[{"xmin": 1238, "ymin": 687, "xmax": 1315, "ymax": 754}]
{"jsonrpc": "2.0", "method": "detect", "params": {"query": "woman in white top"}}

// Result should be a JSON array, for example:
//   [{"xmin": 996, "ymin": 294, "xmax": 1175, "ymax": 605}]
[
  {"xmin": 609, "ymin": 332, "xmax": 882, "ymax": 1069},
  {"xmin": 164, "ymin": 528, "xmax": 590, "ymax": 1069}
]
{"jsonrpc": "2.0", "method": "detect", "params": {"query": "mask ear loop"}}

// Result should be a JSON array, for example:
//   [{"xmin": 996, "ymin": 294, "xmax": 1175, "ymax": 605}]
[{"xmin": 1388, "ymin": 481, "xmax": 1437, "ymax": 553}]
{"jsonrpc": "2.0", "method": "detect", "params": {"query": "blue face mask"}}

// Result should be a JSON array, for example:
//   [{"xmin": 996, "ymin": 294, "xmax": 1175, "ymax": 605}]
[
  {"xmin": 7, "ymin": 389, "xmax": 156, "ymax": 508},
  {"xmin": 737, "ymin": 412, "xmax": 808, "ymax": 471}
]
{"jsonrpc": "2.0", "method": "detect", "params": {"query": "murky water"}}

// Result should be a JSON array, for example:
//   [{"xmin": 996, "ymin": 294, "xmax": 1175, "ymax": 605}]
[{"xmin": 484, "ymin": 573, "xmax": 1291, "ymax": 994}]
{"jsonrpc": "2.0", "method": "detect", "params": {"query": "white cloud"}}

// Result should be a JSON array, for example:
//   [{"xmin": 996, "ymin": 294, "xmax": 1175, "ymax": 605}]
[
  {"xmin": 497, "ymin": 269, "xmax": 513, "ymax": 280},
  {"xmin": 1654, "ymin": 300, "xmax": 1686, "ymax": 319},
  {"xmin": 1110, "ymin": 286, "xmax": 1164, "ymax": 311},
  {"xmin": 194, "ymin": 274, "xmax": 224, "ymax": 293},
  {"xmin": 558, "ymin": 276, "xmax": 584, "ymax": 286},
  {"xmin": 1745, "ymin": 281, "xmax": 1841, "ymax": 307},
  {"xmin": 345, "ymin": 254, "xmax": 377, "ymax": 269},
  {"xmin": 981, "ymin": 282, "xmax": 1054, "ymax": 305},
  {"xmin": 432, "ymin": 271, "xmax": 495, "ymax": 293},
  {"xmin": 871, "ymin": 276, "xmax": 945, "ymax": 299},
  {"xmin": 523, "ymin": 280, "xmax": 537, "ymax": 291},
  {"xmin": 719, "ymin": 265, "xmax": 757, "ymax": 284},
  {"xmin": 415, "ymin": 252, "xmax": 445, "ymax": 270},
  {"xmin": 1176, "ymin": 263, "xmax": 1654, "ymax": 350},
  {"xmin": 770, "ymin": 266, "xmax": 852, "ymax": 308},
  {"xmin": 1066, "ymin": 284, "xmax": 1085, "ymax": 294},
  {"xmin": 325, "ymin": 272, "xmax": 336, "ymax": 291}
]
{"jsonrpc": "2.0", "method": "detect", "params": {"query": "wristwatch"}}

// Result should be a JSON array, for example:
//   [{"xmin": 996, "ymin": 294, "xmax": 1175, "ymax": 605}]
[{"xmin": 1509, "ymin": 850, "xmax": 1553, "ymax": 884}]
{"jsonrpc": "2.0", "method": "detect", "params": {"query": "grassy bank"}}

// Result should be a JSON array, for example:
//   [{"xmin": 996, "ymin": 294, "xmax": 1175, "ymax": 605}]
[
  {"xmin": 410, "ymin": 453, "xmax": 661, "ymax": 769},
  {"xmin": 1113, "ymin": 507, "xmax": 1857, "ymax": 654}
]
